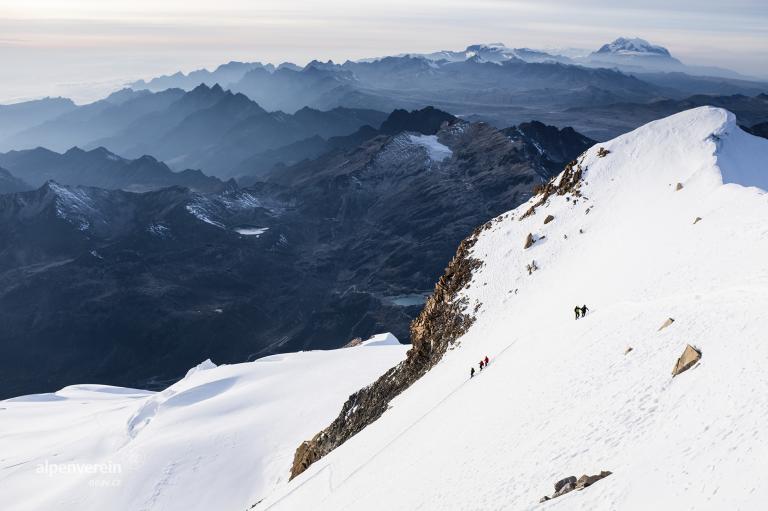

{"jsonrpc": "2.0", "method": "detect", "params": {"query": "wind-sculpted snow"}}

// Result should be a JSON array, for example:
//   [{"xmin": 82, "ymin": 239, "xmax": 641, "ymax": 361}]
[
  {"xmin": 0, "ymin": 343, "xmax": 407, "ymax": 511},
  {"xmin": 257, "ymin": 108, "xmax": 768, "ymax": 510}
]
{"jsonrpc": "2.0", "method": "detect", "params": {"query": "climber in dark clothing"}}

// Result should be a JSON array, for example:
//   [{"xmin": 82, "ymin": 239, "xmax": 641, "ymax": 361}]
[
  {"xmin": 574, "ymin": 306, "xmax": 581, "ymax": 320},
  {"xmin": 484, "ymin": 356, "xmax": 489, "ymax": 366},
  {"xmin": 581, "ymin": 305, "xmax": 589, "ymax": 317},
  {"xmin": 479, "ymin": 360, "xmax": 485, "ymax": 371},
  {"xmin": 470, "ymin": 367, "xmax": 475, "ymax": 378}
]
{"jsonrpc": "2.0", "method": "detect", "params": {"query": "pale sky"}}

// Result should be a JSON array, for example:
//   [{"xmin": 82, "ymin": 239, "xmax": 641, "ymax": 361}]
[{"xmin": 1, "ymin": 0, "xmax": 766, "ymax": 103}]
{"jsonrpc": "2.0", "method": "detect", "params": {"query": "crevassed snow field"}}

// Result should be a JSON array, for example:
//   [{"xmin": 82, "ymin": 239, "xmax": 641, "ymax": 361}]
[
  {"xmin": 0, "ymin": 341, "xmax": 407, "ymax": 511},
  {"xmin": 257, "ymin": 108, "xmax": 768, "ymax": 510}
]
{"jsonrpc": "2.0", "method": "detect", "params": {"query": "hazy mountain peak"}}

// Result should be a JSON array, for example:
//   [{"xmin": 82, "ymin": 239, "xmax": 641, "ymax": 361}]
[{"xmin": 595, "ymin": 37, "xmax": 672, "ymax": 57}]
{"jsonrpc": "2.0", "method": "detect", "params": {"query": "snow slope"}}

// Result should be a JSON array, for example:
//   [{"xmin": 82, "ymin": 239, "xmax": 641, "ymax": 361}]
[
  {"xmin": 408, "ymin": 134, "xmax": 453, "ymax": 161},
  {"xmin": 0, "ymin": 341, "xmax": 407, "ymax": 511},
  {"xmin": 257, "ymin": 107, "xmax": 768, "ymax": 511}
]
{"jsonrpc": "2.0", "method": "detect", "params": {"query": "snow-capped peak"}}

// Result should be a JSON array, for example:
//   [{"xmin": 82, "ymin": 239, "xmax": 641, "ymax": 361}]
[{"xmin": 594, "ymin": 37, "xmax": 672, "ymax": 57}]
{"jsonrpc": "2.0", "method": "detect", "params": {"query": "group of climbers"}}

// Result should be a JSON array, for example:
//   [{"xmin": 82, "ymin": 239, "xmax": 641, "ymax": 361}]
[
  {"xmin": 469, "ymin": 305, "xmax": 591, "ymax": 378},
  {"xmin": 470, "ymin": 355, "xmax": 490, "ymax": 378},
  {"xmin": 574, "ymin": 304, "xmax": 589, "ymax": 320}
]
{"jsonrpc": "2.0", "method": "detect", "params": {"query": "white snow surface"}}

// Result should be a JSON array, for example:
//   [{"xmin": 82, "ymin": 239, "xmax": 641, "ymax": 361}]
[
  {"xmin": 258, "ymin": 107, "xmax": 768, "ymax": 511},
  {"xmin": 235, "ymin": 227, "xmax": 269, "ymax": 236},
  {"xmin": 360, "ymin": 332, "xmax": 400, "ymax": 347},
  {"xmin": 408, "ymin": 134, "xmax": 453, "ymax": 161},
  {"xmin": 0, "ymin": 344, "xmax": 407, "ymax": 511}
]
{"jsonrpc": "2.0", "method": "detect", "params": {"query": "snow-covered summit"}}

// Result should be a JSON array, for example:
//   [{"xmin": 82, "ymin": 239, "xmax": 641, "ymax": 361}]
[
  {"xmin": 594, "ymin": 37, "xmax": 672, "ymax": 57},
  {"xmin": 258, "ymin": 107, "xmax": 768, "ymax": 510},
  {"xmin": 587, "ymin": 37, "xmax": 683, "ymax": 71}
]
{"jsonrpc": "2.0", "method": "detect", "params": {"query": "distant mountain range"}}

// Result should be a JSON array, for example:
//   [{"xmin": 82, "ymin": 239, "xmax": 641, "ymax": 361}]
[
  {"xmin": 122, "ymin": 38, "xmax": 766, "ymax": 114},
  {"xmin": 0, "ymin": 146, "xmax": 227, "ymax": 192},
  {"xmin": 1, "ymin": 38, "xmax": 763, "ymax": 157},
  {"xmin": 1, "ymin": 84, "xmax": 387, "ymax": 179},
  {"xmin": 0, "ymin": 107, "xmax": 594, "ymax": 397},
  {"xmin": 0, "ymin": 97, "xmax": 77, "ymax": 140}
]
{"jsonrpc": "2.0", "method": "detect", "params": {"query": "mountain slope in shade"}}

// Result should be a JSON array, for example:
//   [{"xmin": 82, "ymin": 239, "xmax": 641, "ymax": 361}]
[
  {"xmin": 258, "ymin": 107, "xmax": 768, "ymax": 510},
  {"xmin": 0, "ymin": 167, "xmax": 33, "ymax": 194},
  {"xmin": 0, "ymin": 110, "xmax": 594, "ymax": 399},
  {"xmin": 0, "ymin": 341, "xmax": 407, "ymax": 511},
  {"xmin": 745, "ymin": 121, "xmax": 768, "ymax": 139}
]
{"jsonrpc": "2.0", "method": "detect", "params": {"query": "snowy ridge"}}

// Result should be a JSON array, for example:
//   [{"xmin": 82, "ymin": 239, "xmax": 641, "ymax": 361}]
[
  {"xmin": 0, "ymin": 344, "xmax": 407, "ymax": 511},
  {"xmin": 48, "ymin": 181, "xmax": 99, "ymax": 231},
  {"xmin": 257, "ymin": 107, "xmax": 768, "ymax": 510}
]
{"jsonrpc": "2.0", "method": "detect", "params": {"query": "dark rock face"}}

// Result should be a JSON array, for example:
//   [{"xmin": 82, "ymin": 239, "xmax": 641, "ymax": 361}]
[
  {"xmin": 290, "ymin": 222, "xmax": 487, "ymax": 480},
  {"xmin": 554, "ymin": 476, "xmax": 577, "ymax": 493},
  {"xmin": 379, "ymin": 106, "xmax": 456, "ymax": 135}
]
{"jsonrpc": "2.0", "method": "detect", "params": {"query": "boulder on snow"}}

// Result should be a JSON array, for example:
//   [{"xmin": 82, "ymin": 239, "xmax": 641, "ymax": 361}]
[
  {"xmin": 693, "ymin": 217, "xmax": 702, "ymax": 224},
  {"xmin": 544, "ymin": 214, "xmax": 555, "ymax": 224},
  {"xmin": 672, "ymin": 344, "xmax": 702, "ymax": 376},
  {"xmin": 524, "ymin": 233, "xmax": 535, "ymax": 249},
  {"xmin": 596, "ymin": 147, "xmax": 610, "ymax": 158},
  {"xmin": 625, "ymin": 346, "xmax": 633, "ymax": 355},
  {"xmin": 575, "ymin": 470, "xmax": 612, "ymax": 490},
  {"xmin": 554, "ymin": 475, "xmax": 577, "ymax": 493},
  {"xmin": 658, "ymin": 317, "xmax": 675, "ymax": 331},
  {"xmin": 675, "ymin": 182, "xmax": 684, "ymax": 191},
  {"xmin": 541, "ymin": 472, "xmax": 610, "ymax": 503}
]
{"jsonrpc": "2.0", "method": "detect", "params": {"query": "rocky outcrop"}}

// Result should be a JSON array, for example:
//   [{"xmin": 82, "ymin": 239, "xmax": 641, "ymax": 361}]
[
  {"xmin": 289, "ymin": 223, "xmax": 485, "ymax": 480},
  {"xmin": 343, "ymin": 337, "xmax": 364, "ymax": 347},
  {"xmin": 672, "ymin": 344, "xmax": 701, "ymax": 376},
  {"xmin": 544, "ymin": 214, "xmax": 555, "ymax": 224},
  {"xmin": 554, "ymin": 476, "xmax": 577, "ymax": 493},
  {"xmin": 521, "ymin": 153, "xmax": 587, "ymax": 219},
  {"xmin": 524, "ymin": 232, "xmax": 535, "ymax": 249},
  {"xmin": 540, "ymin": 471, "xmax": 612, "ymax": 503},
  {"xmin": 675, "ymin": 182, "xmax": 684, "ymax": 191},
  {"xmin": 596, "ymin": 146, "xmax": 610, "ymax": 158}
]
